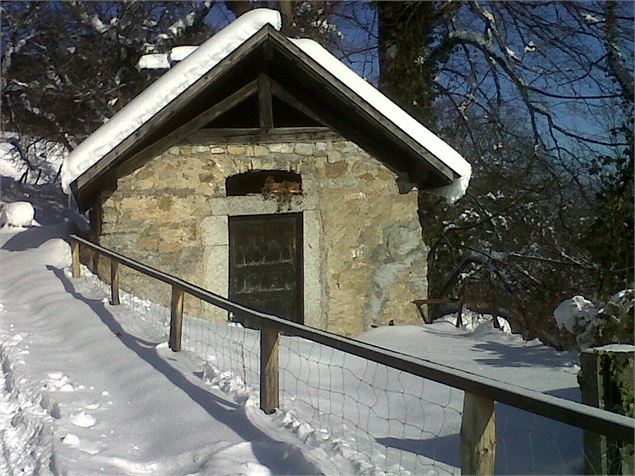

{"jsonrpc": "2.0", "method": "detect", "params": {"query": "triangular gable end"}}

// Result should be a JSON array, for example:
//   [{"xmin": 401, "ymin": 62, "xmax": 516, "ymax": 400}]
[
  {"xmin": 71, "ymin": 25, "xmax": 457, "ymax": 211},
  {"xmin": 202, "ymin": 78, "xmax": 325, "ymax": 129}
]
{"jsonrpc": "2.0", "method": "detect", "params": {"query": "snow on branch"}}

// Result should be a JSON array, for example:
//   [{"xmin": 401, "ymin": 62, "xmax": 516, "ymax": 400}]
[{"xmin": 149, "ymin": 1, "xmax": 215, "ymax": 51}]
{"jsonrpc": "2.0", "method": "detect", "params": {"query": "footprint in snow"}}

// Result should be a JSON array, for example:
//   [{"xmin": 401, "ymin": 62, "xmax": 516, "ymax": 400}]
[
  {"xmin": 46, "ymin": 372, "xmax": 75, "ymax": 392},
  {"xmin": 70, "ymin": 411, "xmax": 96, "ymax": 428},
  {"xmin": 62, "ymin": 434, "xmax": 80, "ymax": 446},
  {"xmin": 62, "ymin": 433, "xmax": 102, "ymax": 455}
]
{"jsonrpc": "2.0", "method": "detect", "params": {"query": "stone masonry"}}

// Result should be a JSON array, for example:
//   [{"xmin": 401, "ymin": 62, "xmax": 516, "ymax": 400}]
[{"xmin": 91, "ymin": 132, "xmax": 428, "ymax": 336}]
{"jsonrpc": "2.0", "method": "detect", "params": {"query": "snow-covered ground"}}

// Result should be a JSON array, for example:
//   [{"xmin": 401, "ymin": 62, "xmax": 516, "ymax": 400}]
[
  {"xmin": 0, "ymin": 223, "xmax": 332, "ymax": 475},
  {"xmin": 1, "ymin": 157, "xmax": 585, "ymax": 474},
  {"xmin": 0, "ymin": 220, "xmax": 584, "ymax": 474}
]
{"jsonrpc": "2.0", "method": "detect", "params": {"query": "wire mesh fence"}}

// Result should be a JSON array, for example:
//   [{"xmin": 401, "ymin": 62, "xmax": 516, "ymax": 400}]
[
  {"xmin": 277, "ymin": 334, "xmax": 463, "ymax": 474},
  {"xmin": 177, "ymin": 310, "xmax": 464, "ymax": 475},
  {"xmin": 69, "ymin": 235, "xmax": 635, "ymax": 475}
]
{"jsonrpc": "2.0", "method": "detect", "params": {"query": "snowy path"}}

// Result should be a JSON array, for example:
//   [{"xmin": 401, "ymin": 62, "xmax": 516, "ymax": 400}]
[
  {"xmin": 0, "ymin": 321, "xmax": 55, "ymax": 475},
  {"xmin": 0, "ymin": 225, "xmax": 330, "ymax": 475}
]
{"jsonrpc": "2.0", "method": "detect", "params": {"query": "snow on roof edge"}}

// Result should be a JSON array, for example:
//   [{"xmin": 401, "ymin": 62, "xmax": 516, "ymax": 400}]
[
  {"xmin": 290, "ymin": 38, "xmax": 471, "ymax": 204},
  {"xmin": 61, "ymin": 9, "xmax": 282, "ymax": 194}
]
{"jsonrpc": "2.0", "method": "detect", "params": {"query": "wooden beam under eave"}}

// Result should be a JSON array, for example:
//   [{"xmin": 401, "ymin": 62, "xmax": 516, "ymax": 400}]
[
  {"xmin": 119, "ymin": 79, "xmax": 258, "ymax": 175},
  {"xmin": 75, "ymin": 171, "xmax": 117, "ymax": 213},
  {"xmin": 267, "ymin": 66, "xmax": 451, "ymax": 187},
  {"xmin": 267, "ymin": 31, "xmax": 455, "ymax": 186},
  {"xmin": 258, "ymin": 73, "xmax": 274, "ymax": 129},
  {"xmin": 270, "ymin": 79, "xmax": 325, "ymax": 126}
]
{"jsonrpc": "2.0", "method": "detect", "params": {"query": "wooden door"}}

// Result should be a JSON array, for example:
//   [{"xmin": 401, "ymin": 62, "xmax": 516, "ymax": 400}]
[{"xmin": 229, "ymin": 213, "xmax": 303, "ymax": 324}]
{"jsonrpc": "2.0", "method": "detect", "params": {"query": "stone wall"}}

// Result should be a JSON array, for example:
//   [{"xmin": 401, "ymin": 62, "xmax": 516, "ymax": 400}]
[{"xmin": 92, "ymin": 131, "xmax": 428, "ymax": 336}]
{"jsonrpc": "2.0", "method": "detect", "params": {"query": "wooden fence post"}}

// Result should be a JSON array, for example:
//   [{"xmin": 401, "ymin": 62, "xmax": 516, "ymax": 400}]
[
  {"xmin": 71, "ymin": 240, "xmax": 81, "ymax": 278},
  {"xmin": 260, "ymin": 323, "xmax": 280, "ymax": 414},
  {"xmin": 580, "ymin": 347, "xmax": 635, "ymax": 475},
  {"xmin": 110, "ymin": 260, "xmax": 120, "ymax": 305},
  {"xmin": 461, "ymin": 392, "xmax": 496, "ymax": 475},
  {"xmin": 169, "ymin": 285, "xmax": 184, "ymax": 352}
]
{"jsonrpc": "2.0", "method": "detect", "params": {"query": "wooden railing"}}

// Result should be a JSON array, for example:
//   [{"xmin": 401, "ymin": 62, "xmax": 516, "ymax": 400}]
[{"xmin": 70, "ymin": 234, "xmax": 635, "ymax": 475}]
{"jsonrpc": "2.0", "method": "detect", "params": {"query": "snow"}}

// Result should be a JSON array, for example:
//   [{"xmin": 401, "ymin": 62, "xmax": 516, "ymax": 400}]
[
  {"xmin": 169, "ymin": 46, "xmax": 198, "ymax": 63},
  {"xmin": 584, "ymin": 14, "xmax": 599, "ymax": 24},
  {"xmin": 0, "ymin": 201, "xmax": 35, "ymax": 228},
  {"xmin": 1, "ymin": 134, "xmax": 66, "ymax": 184},
  {"xmin": 436, "ymin": 309, "xmax": 512, "ymax": 334},
  {"xmin": 584, "ymin": 344, "xmax": 635, "ymax": 353},
  {"xmin": 0, "ymin": 228, "xmax": 329, "ymax": 475},
  {"xmin": 553, "ymin": 295, "xmax": 597, "ymax": 333},
  {"xmin": 70, "ymin": 411, "xmax": 97, "ymax": 428},
  {"xmin": 505, "ymin": 47, "xmax": 519, "ymax": 61},
  {"xmin": 38, "ymin": 238, "xmax": 72, "ymax": 268},
  {"xmin": 62, "ymin": 434, "xmax": 80, "ymax": 447},
  {"xmin": 62, "ymin": 9, "xmax": 470, "ymax": 204},
  {"xmin": 61, "ymin": 8, "xmax": 283, "ymax": 193},
  {"xmin": 606, "ymin": 288, "xmax": 633, "ymax": 309},
  {"xmin": 291, "ymin": 38, "xmax": 472, "ymax": 204},
  {"xmin": 89, "ymin": 14, "xmax": 108, "ymax": 34},
  {"xmin": 136, "ymin": 54, "xmax": 170, "ymax": 71},
  {"xmin": 358, "ymin": 321, "xmax": 577, "ymax": 394},
  {"xmin": 553, "ymin": 292, "xmax": 635, "ymax": 349}
]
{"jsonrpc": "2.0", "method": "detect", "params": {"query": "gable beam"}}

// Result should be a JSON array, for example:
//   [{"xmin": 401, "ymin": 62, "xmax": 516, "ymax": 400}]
[
  {"xmin": 270, "ymin": 79, "xmax": 324, "ymax": 126},
  {"xmin": 120, "ymin": 79, "xmax": 257, "ymax": 176},
  {"xmin": 258, "ymin": 73, "xmax": 274, "ymax": 129},
  {"xmin": 267, "ymin": 32, "xmax": 456, "ymax": 185}
]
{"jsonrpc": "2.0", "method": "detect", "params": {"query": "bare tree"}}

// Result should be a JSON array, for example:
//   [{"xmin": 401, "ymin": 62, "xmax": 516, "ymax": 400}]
[
  {"xmin": 365, "ymin": 1, "xmax": 634, "ymax": 343},
  {"xmin": 1, "ymin": 1, "xmax": 218, "ymax": 169}
]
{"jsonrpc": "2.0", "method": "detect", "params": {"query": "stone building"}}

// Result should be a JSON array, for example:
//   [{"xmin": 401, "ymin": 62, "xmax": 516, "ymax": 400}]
[{"xmin": 63, "ymin": 10, "xmax": 470, "ymax": 336}]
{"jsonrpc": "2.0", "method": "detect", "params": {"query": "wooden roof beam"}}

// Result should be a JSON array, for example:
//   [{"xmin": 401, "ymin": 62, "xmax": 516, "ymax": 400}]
[
  {"xmin": 270, "ymin": 79, "xmax": 325, "ymax": 126},
  {"xmin": 258, "ymin": 73, "xmax": 273, "ymax": 129}
]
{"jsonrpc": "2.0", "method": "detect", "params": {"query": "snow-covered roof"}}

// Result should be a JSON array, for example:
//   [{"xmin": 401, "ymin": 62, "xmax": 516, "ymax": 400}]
[
  {"xmin": 290, "ymin": 39, "xmax": 471, "ymax": 203},
  {"xmin": 62, "ymin": 8, "xmax": 471, "ymax": 204}
]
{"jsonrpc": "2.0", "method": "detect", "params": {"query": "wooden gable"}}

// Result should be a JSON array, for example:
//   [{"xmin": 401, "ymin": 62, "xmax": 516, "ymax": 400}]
[{"xmin": 72, "ymin": 25, "xmax": 455, "ymax": 211}]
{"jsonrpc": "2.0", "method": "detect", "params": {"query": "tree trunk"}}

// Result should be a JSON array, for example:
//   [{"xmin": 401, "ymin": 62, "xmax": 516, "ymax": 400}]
[{"xmin": 376, "ymin": 1, "xmax": 439, "ymax": 128}]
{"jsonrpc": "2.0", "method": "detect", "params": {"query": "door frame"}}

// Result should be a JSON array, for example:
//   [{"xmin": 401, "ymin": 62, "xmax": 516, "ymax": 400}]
[
  {"xmin": 201, "ymin": 194, "xmax": 324, "ymax": 329},
  {"xmin": 228, "ymin": 212, "xmax": 304, "ymax": 324}
]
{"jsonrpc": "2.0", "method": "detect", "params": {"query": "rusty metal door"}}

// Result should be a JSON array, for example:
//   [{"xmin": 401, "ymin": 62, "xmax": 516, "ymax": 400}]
[{"xmin": 229, "ymin": 213, "xmax": 303, "ymax": 324}]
